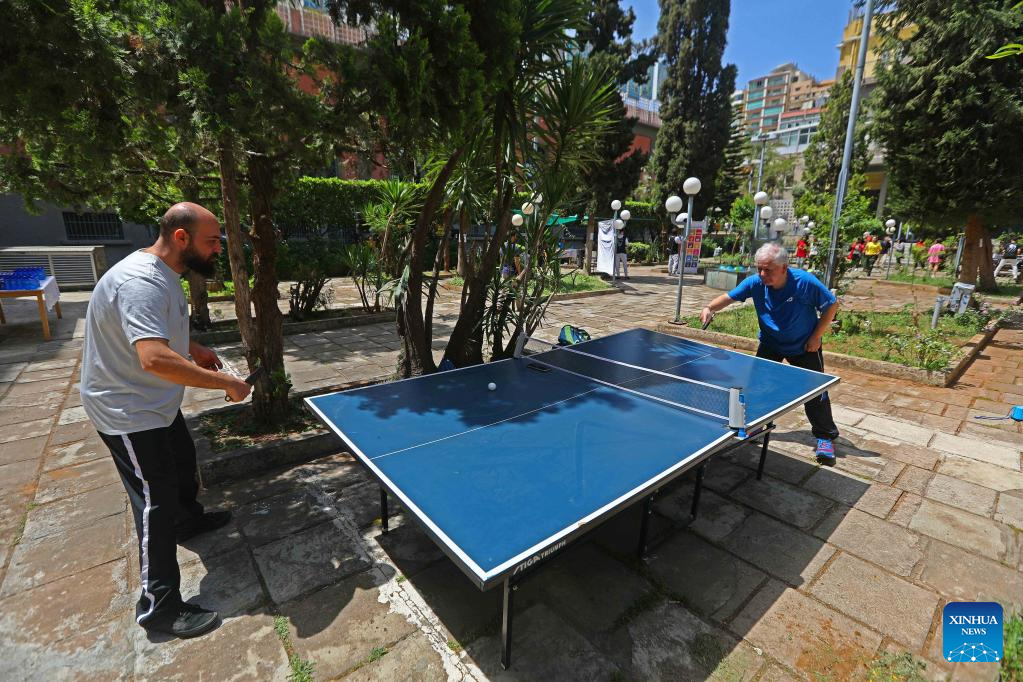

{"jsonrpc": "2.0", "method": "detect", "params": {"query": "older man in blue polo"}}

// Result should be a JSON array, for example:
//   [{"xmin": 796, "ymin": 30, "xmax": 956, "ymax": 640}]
[{"xmin": 700, "ymin": 242, "xmax": 841, "ymax": 465}]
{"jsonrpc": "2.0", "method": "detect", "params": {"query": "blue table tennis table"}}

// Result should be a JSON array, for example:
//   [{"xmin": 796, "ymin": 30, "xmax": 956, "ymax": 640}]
[{"xmin": 305, "ymin": 328, "xmax": 838, "ymax": 668}]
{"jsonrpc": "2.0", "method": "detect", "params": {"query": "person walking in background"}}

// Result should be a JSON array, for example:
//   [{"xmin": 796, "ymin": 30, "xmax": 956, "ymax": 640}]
[
  {"xmin": 863, "ymin": 235, "xmax": 882, "ymax": 276},
  {"xmin": 667, "ymin": 228, "xmax": 680, "ymax": 276},
  {"xmin": 795, "ymin": 236, "xmax": 808, "ymax": 269},
  {"xmin": 927, "ymin": 240, "xmax": 946, "ymax": 276},
  {"xmin": 614, "ymin": 225, "xmax": 629, "ymax": 280}
]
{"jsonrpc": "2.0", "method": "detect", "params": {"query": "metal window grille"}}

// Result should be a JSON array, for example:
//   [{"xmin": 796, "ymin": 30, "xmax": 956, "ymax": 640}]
[{"xmin": 62, "ymin": 212, "xmax": 124, "ymax": 241}]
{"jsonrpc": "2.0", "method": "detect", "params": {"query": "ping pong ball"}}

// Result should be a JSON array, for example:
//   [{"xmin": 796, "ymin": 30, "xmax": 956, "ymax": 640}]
[{"xmin": 488, "ymin": 382, "xmax": 496, "ymax": 391}]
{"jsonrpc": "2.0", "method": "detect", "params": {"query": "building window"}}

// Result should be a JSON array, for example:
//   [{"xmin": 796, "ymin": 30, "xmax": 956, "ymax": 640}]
[{"xmin": 62, "ymin": 212, "xmax": 124, "ymax": 241}]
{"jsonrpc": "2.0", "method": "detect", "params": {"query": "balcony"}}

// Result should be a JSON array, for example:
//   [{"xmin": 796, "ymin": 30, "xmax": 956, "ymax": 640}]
[{"xmin": 275, "ymin": 3, "xmax": 371, "ymax": 45}]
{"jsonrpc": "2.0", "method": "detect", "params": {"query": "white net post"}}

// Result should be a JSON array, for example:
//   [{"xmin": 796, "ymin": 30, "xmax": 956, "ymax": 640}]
[
  {"xmin": 728, "ymin": 387, "xmax": 747, "ymax": 437},
  {"xmin": 513, "ymin": 334, "xmax": 528, "ymax": 358}
]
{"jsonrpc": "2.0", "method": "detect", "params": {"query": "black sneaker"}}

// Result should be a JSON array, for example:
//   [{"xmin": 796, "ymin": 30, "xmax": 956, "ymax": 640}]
[
  {"xmin": 176, "ymin": 510, "xmax": 232, "ymax": 543},
  {"xmin": 143, "ymin": 604, "xmax": 219, "ymax": 639}
]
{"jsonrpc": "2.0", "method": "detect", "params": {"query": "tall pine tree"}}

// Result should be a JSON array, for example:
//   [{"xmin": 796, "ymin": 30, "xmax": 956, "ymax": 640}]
[
  {"xmin": 872, "ymin": 0, "xmax": 1023, "ymax": 291},
  {"xmin": 650, "ymin": 0, "xmax": 736, "ymax": 217},
  {"xmin": 801, "ymin": 71, "xmax": 869, "ymax": 195},
  {"xmin": 577, "ymin": 0, "xmax": 656, "ymax": 273}
]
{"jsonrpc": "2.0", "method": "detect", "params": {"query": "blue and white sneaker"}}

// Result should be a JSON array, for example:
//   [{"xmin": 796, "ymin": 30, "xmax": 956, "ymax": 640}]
[{"xmin": 815, "ymin": 439, "xmax": 836, "ymax": 466}]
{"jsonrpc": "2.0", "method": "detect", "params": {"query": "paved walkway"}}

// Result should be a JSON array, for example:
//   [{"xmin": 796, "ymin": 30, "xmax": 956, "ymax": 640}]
[{"xmin": 0, "ymin": 266, "xmax": 1021, "ymax": 680}]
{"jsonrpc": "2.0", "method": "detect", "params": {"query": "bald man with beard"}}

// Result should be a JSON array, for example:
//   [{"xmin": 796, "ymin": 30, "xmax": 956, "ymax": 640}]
[{"xmin": 81, "ymin": 203, "xmax": 252, "ymax": 638}]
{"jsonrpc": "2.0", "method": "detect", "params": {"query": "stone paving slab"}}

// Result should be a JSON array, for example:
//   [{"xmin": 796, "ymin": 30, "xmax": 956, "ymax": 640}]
[
  {"xmin": 2, "ymin": 513, "xmax": 127, "ymax": 597},
  {"xmin": 22, "ymin": 482, "xmax": 126, "ymax": 541},
  {"xmin": 812, "ymin": 506, "xmax": 926, "ymax": 577},
  {"xmin": 908, "ymin": 499, "xmax": 1010, "ymax": 563},
  {"xmin": 282, "ymin": 570, "xmax": 418, "ymax": 680},
  {"xmin": 722, "ymin": 512, "xmax": 835, "ymax": 587},
  {"xmin": 810, "ymin": 552, "xmax": 939, "ymax": 649},
  {"xmin": 34, "ymin": 457, "xmax": 121, "ymax": 505},
  {"xmin": 729, "ymin": 580, "xmax": 883, "ymax": 679}
]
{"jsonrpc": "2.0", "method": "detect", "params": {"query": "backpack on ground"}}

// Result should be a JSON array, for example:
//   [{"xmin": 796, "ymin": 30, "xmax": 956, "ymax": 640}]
[{"xmin": 558, "ymin": 325, "xmax": 591, "ymax": 346}]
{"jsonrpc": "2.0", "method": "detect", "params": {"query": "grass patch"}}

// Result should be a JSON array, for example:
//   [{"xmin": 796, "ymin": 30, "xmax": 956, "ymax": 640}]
[
  {"xmin": 197, "ymin": 397, "xmax": 321, "ymax": 453},
  {"xmin": 685, "ymin": 305, "xmax": 994, "ymax": 371},
  {"xmin": 1005, "ymin": 608, "xmax": 1023, "ymax": 681},
  {"xmin": 368, "ymin": 646, "xmax": 388, "ymax": 663},
  {"xmin": 272, "ymin": 615, "xmax": 315, "ymax": 682},
  {"xmin": 446, "ymin": 639, "xmax": 463, "ymax": 653},
  {"xmin": 887, "ymin": 271, "xmax": 1022, "ymax": 297},
  {"xmin": 861, "ymin": 651, "xmax": 928, "ymax": 682}
]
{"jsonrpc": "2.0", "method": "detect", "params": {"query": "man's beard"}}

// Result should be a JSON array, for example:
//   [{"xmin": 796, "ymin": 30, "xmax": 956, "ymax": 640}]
[{"xmin": 182, "ymin": 245, "xmax": 218, "ymax": 278}]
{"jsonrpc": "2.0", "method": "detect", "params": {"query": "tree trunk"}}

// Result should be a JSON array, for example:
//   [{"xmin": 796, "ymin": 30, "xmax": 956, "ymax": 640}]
[
  {"xmin": 583, "ymin": 212, "xmax": 597, "ymax": 275},
  {"xmin": 396, "ymin": 149, "xmax": 464, "ymax": 377},
  {"xmin": 186, "ymin": 270, "xmax": 212, "ymax": 330},
  {"xmin": 180, "ymin": 181, "xmax": 212, "ymax": 330},
  {"xmin": 443, "ymin": 187, "xmax": 515, "ymax": 367},
  {"xmin": 247, "ymin": 154, "xmax": 289, "ymax": 424},
  {"xmin": 217, "ymin": 136, "xmax": 254, "ymax": 345},
  {"xmin": 960, "ymin": 214, "xmax": 998, "ymax": 292},
  {"xmin": 441, "ymin": 207, "xmax": 452, "ymax": 272}
]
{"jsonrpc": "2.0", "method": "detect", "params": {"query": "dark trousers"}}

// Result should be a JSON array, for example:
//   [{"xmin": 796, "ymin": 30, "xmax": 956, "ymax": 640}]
[
  {"xmin": 756, "ymin": 345, "xmax": 840, "ymax": 441},
  {"xmin": 98, "ymin": 411, "xmax": 204, "ymax": 625}
]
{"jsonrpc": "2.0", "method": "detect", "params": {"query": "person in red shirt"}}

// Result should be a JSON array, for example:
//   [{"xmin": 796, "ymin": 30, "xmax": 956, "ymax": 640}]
[{"xmin": 795, "ymin": 237, "xmax": 808, "ymax": 268}]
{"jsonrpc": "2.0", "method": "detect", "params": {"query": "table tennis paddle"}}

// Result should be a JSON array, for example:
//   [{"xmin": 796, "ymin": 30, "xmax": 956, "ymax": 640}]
[
  {"xmin": 702, "ymin": 317, "xmax": 712, "ymax": 330},
  {"xmin": 225, "ymin": 366, "xmax": 266, "ymax": 402}
]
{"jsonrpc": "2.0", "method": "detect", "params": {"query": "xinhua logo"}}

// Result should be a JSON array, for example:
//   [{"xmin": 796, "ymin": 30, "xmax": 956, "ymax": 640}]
[{"xmin": 942, "ymin": 602, "xmax": 1003, "ymax": 663}]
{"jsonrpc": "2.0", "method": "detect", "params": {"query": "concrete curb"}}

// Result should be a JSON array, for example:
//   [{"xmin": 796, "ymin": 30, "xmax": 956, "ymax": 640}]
[
  {"xmin": 190, "ymin": 378, "xmax": 382, "ymax": 484},
  {"xmin": 549, "ymin": 287, "xmax": 623, "ymax": 302},
  {"xmin": 655, "ymin": 319, "xmax": 1002, "ymax": 388},
  {"xmin": 192, "ymin": 310, "xmax": 393, "ymax": 345}
]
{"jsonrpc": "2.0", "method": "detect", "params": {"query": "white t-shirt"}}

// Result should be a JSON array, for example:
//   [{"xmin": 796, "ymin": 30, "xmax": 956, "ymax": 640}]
[{"xmin": 81, "ymin": 251, "xmax": 189, "ymax": 435}]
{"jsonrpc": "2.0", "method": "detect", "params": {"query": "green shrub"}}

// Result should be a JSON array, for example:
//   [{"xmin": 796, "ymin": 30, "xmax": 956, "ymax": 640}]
[
  {"xmin": 274, "ymin": 177, "xmax": 427, "ymax": 240},
  {"xmin": 1004, "ymin": 609, "xmax": 1022, "ymax": 681},
  {"xmin": 276, "ymin": 238, "xmax": 347, "ymax": 320},
  {"xmin": 627, "ymin": 241, "xmax": 650, "ymax": 261}
]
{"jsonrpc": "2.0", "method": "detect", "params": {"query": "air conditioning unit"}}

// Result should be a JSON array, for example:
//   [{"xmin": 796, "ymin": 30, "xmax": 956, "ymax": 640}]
[{"xmin": 0, "ymin": 246, "xmax": 107, "ymax": 287}]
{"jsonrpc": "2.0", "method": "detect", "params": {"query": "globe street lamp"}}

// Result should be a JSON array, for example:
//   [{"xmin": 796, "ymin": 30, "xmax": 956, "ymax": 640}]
[
  {"xmin": 751, "ymin": 191, "xmax": 769, "ymax": 261},
  {"xmin": 773, "ymin": 217, "xmax": 788, "ymax": 240},
  {"xmin": 610, "ymin": 199, "xmax": 623, "ymax": 284},
  {"xmin": 673, "ymin": 177, "xmax": 701, "ymax": 323},
  {"xmin": 665, "ymin": 194, "xmax": 683, "ymax": 272},
  {"xmin": 884, "ymin": 218, "xmax": 899, "ymax": 279},
  {"xmin": 759, "ymin": 205, "xmax": 774, "ymax": 240}
]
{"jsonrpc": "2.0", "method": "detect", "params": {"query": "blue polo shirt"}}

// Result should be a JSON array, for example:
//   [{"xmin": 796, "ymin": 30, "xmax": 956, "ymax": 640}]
[{"xmin": 727, "ymin": 267, "xmax": 836, "ymax": 356}]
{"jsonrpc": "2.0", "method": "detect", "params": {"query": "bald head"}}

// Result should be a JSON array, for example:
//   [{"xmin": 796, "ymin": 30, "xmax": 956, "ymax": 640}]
[
  {"xmin": 159, "ymin": 202, "xmax": 217, "ymax": 239},
  {"xmin": 153, "ymin": 202, "xmax": 222, "ymax": 277}
]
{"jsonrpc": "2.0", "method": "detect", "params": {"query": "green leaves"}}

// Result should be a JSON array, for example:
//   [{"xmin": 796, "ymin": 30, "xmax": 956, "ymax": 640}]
[{"xmin": 986, "ymin": 43, "xmax": 1023, "ymax": 59}]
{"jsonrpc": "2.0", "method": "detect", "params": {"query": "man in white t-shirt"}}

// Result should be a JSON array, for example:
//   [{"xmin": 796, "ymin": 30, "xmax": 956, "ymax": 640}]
[{"xmin": 81, "ymin": 203, "xmax": 252, "ymax": 639}]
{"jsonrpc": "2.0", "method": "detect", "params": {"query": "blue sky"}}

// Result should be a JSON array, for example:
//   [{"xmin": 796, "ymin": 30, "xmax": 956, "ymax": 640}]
[{"xmin": 626, "ymin": 0, "xmax": 857, "ymax": 88}]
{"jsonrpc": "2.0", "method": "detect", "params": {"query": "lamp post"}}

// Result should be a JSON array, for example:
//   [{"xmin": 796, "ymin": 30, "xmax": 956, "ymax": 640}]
[
  {"xmin": 751, "ymin": 191, "xmax": 769, "ymax": 263},
  {"xmin": 609, "ymin": 199, "xmax": 623, "ymax": 284},
  {"xmin": 759, "ymin": 205, "xmax": 774, "ymax": 239},
  {"xmin": 673, "ymin": 177, "xmax": 701, "ymax": 323}
]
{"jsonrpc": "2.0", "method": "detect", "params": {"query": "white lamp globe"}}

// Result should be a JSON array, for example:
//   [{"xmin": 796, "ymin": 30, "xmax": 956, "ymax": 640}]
[
  {"xmin": 801, "ymin": 215, "xmax": 810, "ymax": 224},
  {"xmin": 610, "ymin": 199, "xmax": 622, "ymax": 211},
  {"xmin": 511, "ymin": 214, "xmax": 524, "ymax": 227},
  {"xmin": 683, "ymin": 177, "xmax": 702, "ymax": 195},
  {"xmin": 754, "ymin": 191, "xmax": 769, "ymax": 206},
  {"xmin": 760, "ymin": 205, "xmax": 774, "ymax": 221},
  {"xmin": 533, "ymin": 193, "xmax": 543, "ymax": 205},
  {"xmin": 808, "ymin": 221, "xmax": 816, "ymax": 230},
  {"xmin": 614, "ymin": 219, "xmax": 625, "ymax": 230},
  {"xmin": 803, "ymin": 227, "xmax": 812, "ymax": 236},
  {"xmin": 773, "ymin": 218, "xmax": 788, "ymax": 232},
  {"xmin": 675, "ymin": 213, "xmax": 687, "ymax": 225},
  {"xmin": 665, "ymin": 195, "xmax": 684, "ymax": 213},
  {"xmin": 522, "ymin": 202, "xmax": 535, "ymax": 216},
  {"xmin": 885, "ymin": 219, "xmax": 896, "ymax": 229},
  {"xmin": 620, "ymin": 209, "xmax": 631, "ymax": 221}
]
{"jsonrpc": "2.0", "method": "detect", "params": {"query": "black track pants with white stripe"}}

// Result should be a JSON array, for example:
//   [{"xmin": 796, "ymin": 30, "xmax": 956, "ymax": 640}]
[
  {"xmin": 98, "ymin": 411, "xmax": 204, "ymax": 625},
  {"xmin": 755, "ymin": 345, "xmax": 841, "ymax": 441}
]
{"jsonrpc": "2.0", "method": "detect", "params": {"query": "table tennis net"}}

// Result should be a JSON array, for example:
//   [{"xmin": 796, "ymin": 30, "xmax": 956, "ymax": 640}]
[{"xmin": 524, "ymin": 339, "xmax": 742, "ymax": 426}]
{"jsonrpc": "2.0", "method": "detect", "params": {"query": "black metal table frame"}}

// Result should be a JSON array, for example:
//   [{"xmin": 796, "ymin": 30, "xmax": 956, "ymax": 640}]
[{"xmin": 373, "ymin": 421, "xmax": 776, "ymax": 669}]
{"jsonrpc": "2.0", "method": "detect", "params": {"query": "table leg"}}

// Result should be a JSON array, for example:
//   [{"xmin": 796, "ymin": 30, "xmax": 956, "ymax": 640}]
[
  {"xmin": 55, "ymin": 301, "xmax": 62, "ymax": 319},
  {"xmin": 501, "ymin": 578, "xmax": 517, "ymax": 670},
  {"xmin": 379, "ymin": 487, "xmax": 389, "ymax": 533},
  {"xmin": 637, "ymin": 493, "xmax": 655, "ymax": 558},
  {"xmin": 691, "ymin": 463, "xmax": 706, "ymax": 519},
  {"xmin": 757, "ymin": 424, "xmax": 774, "ymax": 481},
  {"xmin": 37, "ymin": 294, "xmax": 51, "ymax": 341}
]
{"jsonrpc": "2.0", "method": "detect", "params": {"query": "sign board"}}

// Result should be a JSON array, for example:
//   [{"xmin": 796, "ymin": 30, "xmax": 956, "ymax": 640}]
[
  {"xmin": 683, "ymin": 227, "xmax": 703, "ymax": 274},
  {"xmin": 949, "ymin": 282, "xmax": 975, "ymax": 315}
]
